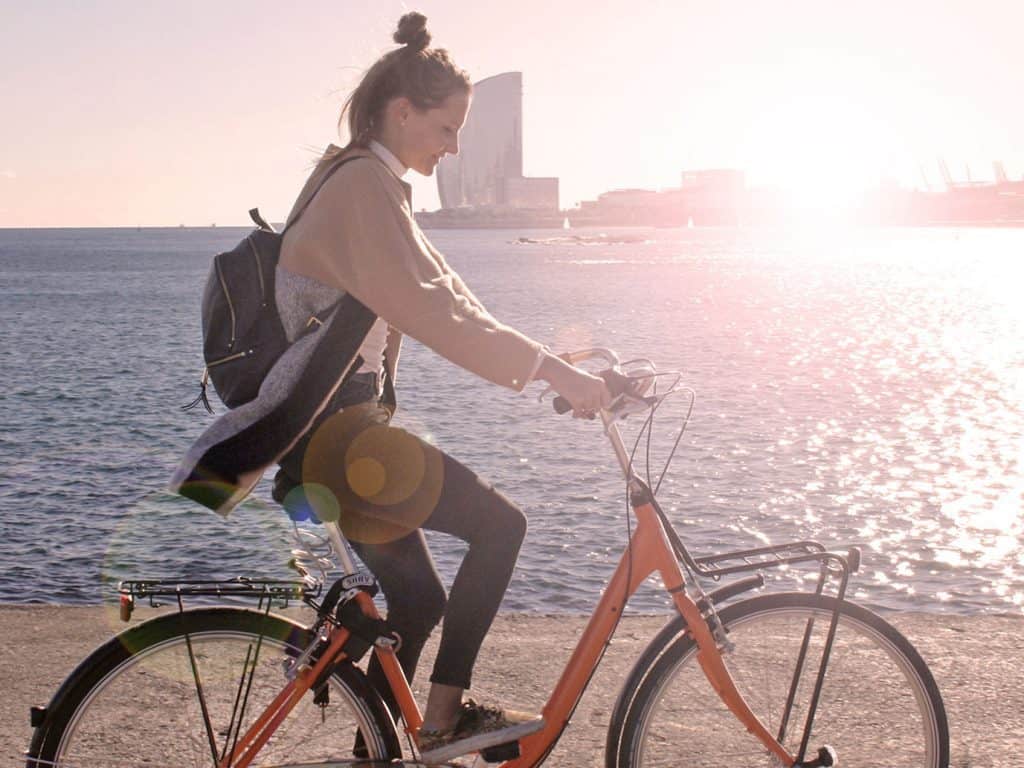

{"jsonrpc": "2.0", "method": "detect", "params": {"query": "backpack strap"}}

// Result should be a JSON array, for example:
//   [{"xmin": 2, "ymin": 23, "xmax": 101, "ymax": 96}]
[
  {"xmin": 284, "ymin": 154, "xmax": 374, "ymax": 368},
  {"xmin": 244, "ymin": 155, "xmax": 365, "ymax": 235},
  {"xmin": 283, "ymin": 154, "xmax": 366, "ymax": 235},
  {"xmin": 249, "ymin": 208, "xmax": 275, "ymax": 232}
]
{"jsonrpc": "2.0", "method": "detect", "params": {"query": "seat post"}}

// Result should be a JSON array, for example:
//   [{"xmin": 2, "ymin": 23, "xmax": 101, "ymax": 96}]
[{"xmin": 323, "ymin": 520, "xmax": 359, "ymax": 575}]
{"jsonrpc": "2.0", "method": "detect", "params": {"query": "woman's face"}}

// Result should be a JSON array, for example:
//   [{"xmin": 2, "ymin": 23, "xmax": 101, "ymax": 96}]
[{"xmin": 391, "ymin": 90, "xmax": 471, "ymax": 176}]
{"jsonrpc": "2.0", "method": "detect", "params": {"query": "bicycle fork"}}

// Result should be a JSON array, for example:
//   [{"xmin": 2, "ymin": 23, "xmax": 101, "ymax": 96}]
[
  {"xmin": 649, "ymin": 503, "xmax": 842, "ymax": 768},
  {"xmin": 624, "ymin": 501, "xmax": 798, "ymax": 766}
]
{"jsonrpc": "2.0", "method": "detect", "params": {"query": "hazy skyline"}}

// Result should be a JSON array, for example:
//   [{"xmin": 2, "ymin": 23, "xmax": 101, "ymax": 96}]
[{"xmin": 2, "ymin": 0, "xmax": 1023, "ymax": 227}]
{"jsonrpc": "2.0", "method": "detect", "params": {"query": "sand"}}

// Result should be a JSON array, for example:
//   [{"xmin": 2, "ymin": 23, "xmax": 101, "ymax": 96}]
[{"xmin": 2, "ymin": 606, "xmax": 1021, "ymax": 766}]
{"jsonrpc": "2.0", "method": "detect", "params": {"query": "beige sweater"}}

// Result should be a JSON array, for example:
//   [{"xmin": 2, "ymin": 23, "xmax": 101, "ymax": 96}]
[{"xmin": 280, "ymin": 147, "xmax": 544, "ymax": 391}]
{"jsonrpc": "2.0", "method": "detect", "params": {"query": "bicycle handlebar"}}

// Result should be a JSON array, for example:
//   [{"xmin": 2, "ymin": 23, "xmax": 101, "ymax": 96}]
[
  {"xmin": 552, "ymin": 368, "xmax": 636, "ymax": 415},
  {"xmin": 557, "ymin": 347, "xmax": 621, "ymax": 367},
  {"xmin": 547, "ymin": 348, "xmax": 676, "ymax": 480}
]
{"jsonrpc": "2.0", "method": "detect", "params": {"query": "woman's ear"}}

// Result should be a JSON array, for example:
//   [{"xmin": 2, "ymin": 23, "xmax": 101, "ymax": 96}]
[{"xmin": 387, "ymin": 96, "xmax": 413, "ymax": 126}]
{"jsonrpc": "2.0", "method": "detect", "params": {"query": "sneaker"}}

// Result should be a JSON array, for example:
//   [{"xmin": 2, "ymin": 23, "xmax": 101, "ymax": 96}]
[{"xmin": 418, "ymin": 699, "xmax": 545, "ymax": 764}]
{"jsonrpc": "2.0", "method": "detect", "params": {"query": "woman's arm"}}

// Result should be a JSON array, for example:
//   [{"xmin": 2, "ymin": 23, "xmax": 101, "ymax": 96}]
[
  {"xmin": 286, "ymin": 157, "xmax": 610, "ymax": 410},
  {"xmin": 287, "ymin": 158, "xmax": 543, "ymax": 391},
  {"xmin": 536, "ymin": 352, "xmax": 611, "ymax": 416},
  {"xmin": 419, "ymin": 232, "xmax": 488, "ymax": 315}
]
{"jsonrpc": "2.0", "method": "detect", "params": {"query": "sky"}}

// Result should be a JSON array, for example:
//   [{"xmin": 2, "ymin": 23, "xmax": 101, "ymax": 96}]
[{"xmin": 2, "ymin": 0, "xmax": 1023, "ymax": 227}]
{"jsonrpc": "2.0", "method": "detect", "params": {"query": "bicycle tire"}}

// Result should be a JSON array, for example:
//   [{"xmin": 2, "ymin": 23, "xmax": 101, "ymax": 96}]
[
  {"xmin": 606, "ymin": 592, "xmax": 949, "ymax": 768},
  {"xmin": 27, "ymin": 607, "xmax": 402, "ymax": 768}
]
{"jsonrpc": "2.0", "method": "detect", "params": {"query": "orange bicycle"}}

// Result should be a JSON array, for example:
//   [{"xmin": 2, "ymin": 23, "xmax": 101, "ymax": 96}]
[{"xmin": 26, "ymin": 348, "xmax": 949, "ymax": 768}]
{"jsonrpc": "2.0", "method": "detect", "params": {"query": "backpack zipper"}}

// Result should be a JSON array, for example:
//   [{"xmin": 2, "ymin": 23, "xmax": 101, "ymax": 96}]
[
  {"xmin": 214, "ymin": 255, "xmax": 237, "ymax": 349},
  {"xmin": 208, "ymin": 348, "xmax": 254, "ymax": 367},
  {"xmin": 248, "ymin": 235, "xmax": 267, "ymax": 304}
]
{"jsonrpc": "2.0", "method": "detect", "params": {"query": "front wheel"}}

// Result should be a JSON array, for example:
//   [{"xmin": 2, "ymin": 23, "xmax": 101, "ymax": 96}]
[
  {"xmin": 27, "ymin": 607, "xmax": 402, "ymax": 767},
  {"xmin": 607, "ymin": 592, "xmax": 949, "ymax": 768}
]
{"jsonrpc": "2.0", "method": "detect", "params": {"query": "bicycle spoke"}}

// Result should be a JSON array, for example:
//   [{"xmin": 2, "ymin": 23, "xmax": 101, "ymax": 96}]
[
  {"xmin": 179, "ymin": 607, "xmax": 221, "ymax": 766},
  {"xmin": 620, "ymin": 594, "xmax": 947, "ymax": 768},
  {"xmin": 222, "ymin": 628, "xmax": 269, "ymax": 766},
  {"xmin": 221, "ymin": 642, "xmax": 255, "ymax": 764},
  {"xmin": 33, "ymin": 610, "xmax": 400, "ymax": 768}
]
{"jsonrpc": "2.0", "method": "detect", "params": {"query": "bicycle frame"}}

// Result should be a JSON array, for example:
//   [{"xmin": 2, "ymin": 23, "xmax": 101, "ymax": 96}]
[
  {"xmin": 219, "ymin": 405, "xmax": 800, "ymax": 768},
  {"xmin": 213, "ymin": 343, "xmax": 865, "ymax": 768},
  {"xmin": 506, "ymin": 493, "xmax": 797, "ymax": 768},
  {"xmin": 214, "ymin": 500, "xmax": 795, "ymax": 768},
  {"xmin": 73, "ymin": 349, "xmax": 896, "ymax": 768}
]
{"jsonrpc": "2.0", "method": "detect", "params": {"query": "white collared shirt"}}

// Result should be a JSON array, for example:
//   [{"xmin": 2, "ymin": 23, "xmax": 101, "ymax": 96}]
[{"xmin": 369, "ymin": 140, "xmax": 408, "ymax": 179}]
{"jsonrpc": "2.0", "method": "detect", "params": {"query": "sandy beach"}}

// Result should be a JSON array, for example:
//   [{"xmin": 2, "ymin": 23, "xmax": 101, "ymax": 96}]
[{"xmin": 3, "ymin": 606, "xmax": 1021, "ymax": 766}]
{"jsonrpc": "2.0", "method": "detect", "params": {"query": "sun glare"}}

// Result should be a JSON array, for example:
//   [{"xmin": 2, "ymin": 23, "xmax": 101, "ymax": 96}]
[{"xmin": 735, "ymin": 51, "xmax": 915, "ymax": 225}]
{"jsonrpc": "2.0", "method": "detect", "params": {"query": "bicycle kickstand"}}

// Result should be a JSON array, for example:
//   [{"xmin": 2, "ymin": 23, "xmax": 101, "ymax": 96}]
[{"xmin": 794, "ymin": 745, "xmax": 837, "ymax": 767}]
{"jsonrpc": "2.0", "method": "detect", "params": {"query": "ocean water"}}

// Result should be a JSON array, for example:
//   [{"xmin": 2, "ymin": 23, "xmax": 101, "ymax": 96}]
[{"xmin": 1, "ymin": 225, "xmax": 1022, "ymax": 615}]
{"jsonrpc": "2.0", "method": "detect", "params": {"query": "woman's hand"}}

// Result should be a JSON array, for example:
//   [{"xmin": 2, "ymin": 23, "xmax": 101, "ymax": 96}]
[{"xmin": 537, "ymin": 352, "xmax": 613, "ymax": 419}]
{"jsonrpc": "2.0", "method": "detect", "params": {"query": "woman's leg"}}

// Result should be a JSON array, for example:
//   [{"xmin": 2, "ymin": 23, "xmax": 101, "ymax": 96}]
[
  {"xmin": 350, "ymin": 451, "xmax": 527, "ymax": 727},
  {"xmin": 290, "ymin": 404, "xmax": 528, "ymax": 728},
  {"xmin": 419, "ymin": 453, "xmax": 527, "ymax": 694},
  {"xmin": 348, "ymin": 529, "xmax": 447, "ymax": 720}
]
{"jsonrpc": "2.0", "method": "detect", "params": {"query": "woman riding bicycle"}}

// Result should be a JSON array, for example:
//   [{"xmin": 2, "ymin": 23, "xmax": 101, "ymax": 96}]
[{"xmin": 194, "ymin": 11, "xmax": 610, "ymax": 763}]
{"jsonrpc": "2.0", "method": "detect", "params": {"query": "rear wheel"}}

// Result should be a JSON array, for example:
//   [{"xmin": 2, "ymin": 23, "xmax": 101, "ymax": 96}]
[
  {"xmin": 28, "ymin": 607, "xmax": 401, "ymax": 767},
  {"xmin": 607, "ymin": 592, "xmax": 949, "ymax": 768}
]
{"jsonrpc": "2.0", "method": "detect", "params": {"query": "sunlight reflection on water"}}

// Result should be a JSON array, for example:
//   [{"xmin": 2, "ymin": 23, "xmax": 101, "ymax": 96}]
[
  {"xmin": 1, "ymin": 226, "xmax": 1021, "ymax": 614},
  {"xmin": 723, "ymin": 228, "xmax": 1024, "ymax": 614}
]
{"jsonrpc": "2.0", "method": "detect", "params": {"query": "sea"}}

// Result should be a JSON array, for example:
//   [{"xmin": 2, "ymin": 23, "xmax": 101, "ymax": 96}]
[{"xmin": 1, "ymin": 225, "xmax": 1022, "ymax": 616}]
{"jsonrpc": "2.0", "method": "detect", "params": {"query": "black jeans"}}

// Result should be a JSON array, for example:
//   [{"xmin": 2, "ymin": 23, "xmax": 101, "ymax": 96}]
[{"xmin": 275, "ymin": 374, "xmax": 526, "ymax": 712}]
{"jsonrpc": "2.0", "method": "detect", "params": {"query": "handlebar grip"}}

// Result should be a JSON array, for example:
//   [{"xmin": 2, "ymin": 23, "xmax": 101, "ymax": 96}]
[{"xmin": 551, "ymin": 368, "xmax": 634, "ymax": 415}]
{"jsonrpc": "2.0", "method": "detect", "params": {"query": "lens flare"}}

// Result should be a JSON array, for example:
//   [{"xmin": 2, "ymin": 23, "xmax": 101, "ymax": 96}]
[{"xmin": 302, "ymin": 406, "xmax": 444, "ymax": 544}]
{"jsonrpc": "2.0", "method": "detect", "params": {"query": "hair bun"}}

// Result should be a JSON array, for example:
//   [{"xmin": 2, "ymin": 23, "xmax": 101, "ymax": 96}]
[{"xmin": 393, "ymin": 12, "xmax": 431, "ymax": 51}]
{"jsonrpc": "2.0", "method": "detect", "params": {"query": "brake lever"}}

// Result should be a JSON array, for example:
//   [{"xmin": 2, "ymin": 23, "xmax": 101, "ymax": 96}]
[
  {"xmin": 607, "ymin": 393, "xmax": 659, "ymax": 422},
  {"xmin": 547, "ymin": 365, "xmax": 660, "ymax": 416}
]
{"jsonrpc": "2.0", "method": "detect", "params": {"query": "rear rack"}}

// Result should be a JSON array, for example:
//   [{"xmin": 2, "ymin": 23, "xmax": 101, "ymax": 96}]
[
  {"xmin": 691, "ymin": 541, "xmax": 861, "ymax": 579},
  {"xmin": 117, "ymin": 578, "xmax": 317, "ymax": 620}
]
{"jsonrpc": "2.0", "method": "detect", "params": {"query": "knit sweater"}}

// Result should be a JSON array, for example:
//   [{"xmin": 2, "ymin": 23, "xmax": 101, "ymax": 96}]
[{"xmin": 280, "ymin": 146, "xmax": 545, "ymax": 391}]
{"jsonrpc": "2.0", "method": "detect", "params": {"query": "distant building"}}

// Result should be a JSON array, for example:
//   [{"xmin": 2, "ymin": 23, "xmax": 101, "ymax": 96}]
[
  {"xmin": 504, "ymin": 176, "xmax": 559, "ymax": 209},
  {"xmin": 681, "ymin": 169, "xmax": 745, "ymax": 196},
  {"xmin": 435, "ymin": 71, "xmax": 558, "ymax": 212},
  {"xmin": 570, "ymin": 171, "xmax": 749, "ymax": 227},
  {"xmin": 680, "ymin": 169, "xmax": 746, "ymax": 224},
  {"xmin": 595, "ymin": 189, "xmax": 662, "ymax": 207}
]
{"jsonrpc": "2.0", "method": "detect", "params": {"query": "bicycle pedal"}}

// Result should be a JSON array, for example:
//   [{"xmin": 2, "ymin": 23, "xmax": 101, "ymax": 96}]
[{"xmin": 478, "ymin": 741, "xmax": 521, "ymax": 762}]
